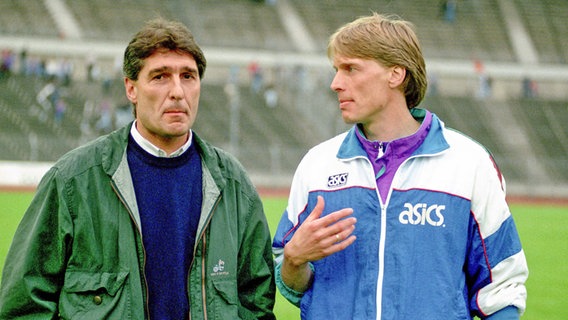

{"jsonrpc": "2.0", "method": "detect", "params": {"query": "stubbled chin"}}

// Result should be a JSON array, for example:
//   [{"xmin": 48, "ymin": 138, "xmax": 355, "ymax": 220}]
[
  {"xmin": 340, "ymin": 112, "xmax": 357, "ymax": 124},
  {"xmin": 160, "ymin": 118, "xmax": 189, "ymax": 133},
  {"xmin": 169, "ymin": 122, "xmax": 191, "ymax": 132}
]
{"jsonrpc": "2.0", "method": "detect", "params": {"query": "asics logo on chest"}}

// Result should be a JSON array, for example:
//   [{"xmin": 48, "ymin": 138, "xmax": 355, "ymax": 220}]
[
  {"xmin": 327, "ymin": 173, "xmax": 348, "ymax": 188},
  {"xmin": 399, "ymin": 202, "xmax": 446, "ymax": 227}
]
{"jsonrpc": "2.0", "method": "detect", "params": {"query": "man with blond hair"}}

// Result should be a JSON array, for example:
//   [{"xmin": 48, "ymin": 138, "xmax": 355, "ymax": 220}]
[{"xmin": 273, "ymin": 13, "xmax": 528, "ymax": 319}]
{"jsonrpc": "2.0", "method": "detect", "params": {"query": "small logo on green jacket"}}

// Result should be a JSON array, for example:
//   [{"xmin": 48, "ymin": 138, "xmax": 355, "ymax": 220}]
[{"xmin": 211, "ymin": 259, "xmax": 229, "ymax": 276}]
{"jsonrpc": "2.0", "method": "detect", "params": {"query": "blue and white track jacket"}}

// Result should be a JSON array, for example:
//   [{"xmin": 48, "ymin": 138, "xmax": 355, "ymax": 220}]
[{"xmin": 273, "ymin": 110, "xmax": 528, "ymax": 319}]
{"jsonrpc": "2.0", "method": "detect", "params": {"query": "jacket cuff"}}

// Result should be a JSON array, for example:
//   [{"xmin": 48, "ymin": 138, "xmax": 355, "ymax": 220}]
[
  {"xmin": 275, "ymin": 261, "xmax": 314, "ymax": 307},
  {"xmin": 483, "ymin": 306, "xmax": 519, "ymax": 320}
]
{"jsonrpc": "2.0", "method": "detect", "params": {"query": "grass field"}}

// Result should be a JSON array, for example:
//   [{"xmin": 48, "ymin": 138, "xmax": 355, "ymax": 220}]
[{"xmin": 1, "ymin": 192, "xmax": 567, "ymax": 319}]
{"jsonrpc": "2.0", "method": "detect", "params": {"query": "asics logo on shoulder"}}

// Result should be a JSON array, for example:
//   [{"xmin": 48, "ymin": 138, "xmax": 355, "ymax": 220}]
[
  {"xmin": 399, "ymin": 203, "xmax": 446, "ymax": 227},
  {"xmin": 327, "ymin": 173, "xmax": 348, "ymax": 188}
]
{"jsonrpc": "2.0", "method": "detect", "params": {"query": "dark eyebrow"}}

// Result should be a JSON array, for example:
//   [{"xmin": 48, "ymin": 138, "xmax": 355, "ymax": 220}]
[
  {"xmin": 148, "ymin": 66, "xmax": 198, "ymax": 76},
  {"xmin": 147, "ymin": 66, "xmax": 169, "ymax": 77},
  {"xmin": 182, "ymin": 66, "xmax": 200, "ymax": 76}
]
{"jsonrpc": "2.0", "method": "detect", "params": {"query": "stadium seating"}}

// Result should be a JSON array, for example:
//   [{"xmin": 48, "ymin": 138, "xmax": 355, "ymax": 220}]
[
  {"xmin": 1, "ymin": 0, "xmax": 565, "ymax": 62},
  {"xmin": 0, "ymin": 0, "xmax": 59, "ymax": 38},
  {"xmin": 514, "ymin": 0, "xmax": 568, "ymax": 64},
  {"xmin": 0, "ymin": 0, "xmax": 566, "ymax": 194}
]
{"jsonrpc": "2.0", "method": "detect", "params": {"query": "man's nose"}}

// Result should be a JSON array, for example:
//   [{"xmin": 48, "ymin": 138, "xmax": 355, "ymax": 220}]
[
  {"xmin": 170, "ymin": 78, "xmax": 184, "ymax": 99},
  {"xmin": 330, "ymin": 73, "xmax": 343, "ymax": 92}
]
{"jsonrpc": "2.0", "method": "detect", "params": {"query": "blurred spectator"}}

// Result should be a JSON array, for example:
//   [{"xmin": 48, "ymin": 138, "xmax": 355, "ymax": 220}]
[
  {"xmin": 36, "ymin": 78, "xmax": 58, "ymax": 114},
  {"xmin": 248, "ymin": 61, "xmax": 264, "ymax": 94},
  {"xmin": 0, "ymin": 49, "xmax": 15, "ymax": 79},
  {"xmin": 477, "ymin": 74, "xmax": 492, "ymax": 99},
  {"xmin": 19, "ymin": 48, "xmax": 28, "ymax": 75},
  {"xmin": 440, "ymin": 0, "xmax": 457, "ymax": 23},
  {"xmin": 522, "ymin": 77, "xmax": 538, "ymax": 98},
  {"xmin": 86, "ymin": 54, "xmax": 97, "ymax": 82},
  {"xmin": 264, "ymin": 84, "xmax": 278, "ymax": 108},
  {"xmin": 473, "ymin": 59, "xmax": 491, "ymax": 99},
  {"xmin": 24, "ymin": 56, "xmax": 46, "ymax": 78},
  {"xmin": 61, "ymin": 58, "xmax": 73, "ymax": 86},
  {"xmin": 54, "ymin": 98, "xmax": 67, "ymax": 124}
]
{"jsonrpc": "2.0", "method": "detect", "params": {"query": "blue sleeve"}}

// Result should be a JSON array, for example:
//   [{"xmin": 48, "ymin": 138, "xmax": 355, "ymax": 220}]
[{"xmin": 483, "ymin": 306, "xmax": 519, "ymax": 320}]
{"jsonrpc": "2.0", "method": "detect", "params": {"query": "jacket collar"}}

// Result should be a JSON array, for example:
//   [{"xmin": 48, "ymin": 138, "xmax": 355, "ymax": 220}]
[
  {"xmin": 101, "ymin": 122, "xmax": 226, "ymax": 192},
  {"xmin": 337, "ymin": 108, "xmax": 449, "ymax": 160}
]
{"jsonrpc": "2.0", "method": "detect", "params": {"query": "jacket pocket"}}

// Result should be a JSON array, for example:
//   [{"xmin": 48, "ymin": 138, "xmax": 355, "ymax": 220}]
[
  {"xmin": 210, "ymin": 279, "xmax": 239, "ymax": 319},
  {"xmin": 59, "ymin": 271, "xmax": 130, "ymax": 320},
  {"xmin": 211, "ymin": 278, "xmax": 238, "ymax": 305}
]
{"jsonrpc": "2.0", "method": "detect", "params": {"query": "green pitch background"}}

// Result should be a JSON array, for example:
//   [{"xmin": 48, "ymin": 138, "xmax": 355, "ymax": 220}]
[{"xmin": 1, "ymin": 192, "xmax": 566, "ymax": 319}]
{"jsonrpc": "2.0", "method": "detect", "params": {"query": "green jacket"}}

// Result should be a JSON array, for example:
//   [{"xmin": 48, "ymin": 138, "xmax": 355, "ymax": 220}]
[{"xmin": 0, "ymin": 124, "xmax": 276, "ymax": 319}]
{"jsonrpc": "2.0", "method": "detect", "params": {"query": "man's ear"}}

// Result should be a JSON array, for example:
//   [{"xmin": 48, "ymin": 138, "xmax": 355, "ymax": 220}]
[
  {"xmin": 124, "ymin": 77, "xmax": 137, "ymax": 104},
  {"xmin": 389, "ymin": 66, "xmax": 406, "ymax": 88}
]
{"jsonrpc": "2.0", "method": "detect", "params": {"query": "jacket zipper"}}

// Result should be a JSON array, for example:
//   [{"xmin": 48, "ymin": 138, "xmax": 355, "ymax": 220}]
[
  {"xmin": 200, "ymin": 233, "xmax": 207, "ymax": 320},
  {"xmin": 373, "ymin": 151, "xmax": 448, "ymax": 320},
  {"xmin": 376, "ymin": 205, "xmax": 387, "ymax": 320},
  {"xmin": 188, "ymin": 193, "xmax": 222, "ymax": 320},
  {"xmin": 111, "ymin": 181, "xmax": 151, "ymax": 319}
]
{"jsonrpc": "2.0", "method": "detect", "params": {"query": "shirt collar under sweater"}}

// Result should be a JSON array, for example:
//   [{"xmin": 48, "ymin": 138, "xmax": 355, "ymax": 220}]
[{"xmin": 130, "ymin": 121, "xmax": 193, "ymax": 158}]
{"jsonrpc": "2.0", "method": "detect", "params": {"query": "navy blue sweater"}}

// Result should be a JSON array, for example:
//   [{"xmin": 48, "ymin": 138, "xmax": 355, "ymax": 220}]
[{"xmin": 127, "ymin": 135, "xmax": 202, "ymax": 319}]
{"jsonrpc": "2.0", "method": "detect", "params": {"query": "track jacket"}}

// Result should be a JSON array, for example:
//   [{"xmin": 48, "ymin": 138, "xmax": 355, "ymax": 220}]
[
  {"xmin": 0, "ymin": 124, "xmax": 276, "ymax": 320},
  {"xmin": 273, "ymin": 109, "xmax": 528, "ymax": 319}
]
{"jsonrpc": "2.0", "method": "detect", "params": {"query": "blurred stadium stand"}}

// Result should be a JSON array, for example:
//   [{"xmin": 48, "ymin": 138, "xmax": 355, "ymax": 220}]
[{"xmin": 0, "ymin": 0, "xmax": 566, "ymax": 197}]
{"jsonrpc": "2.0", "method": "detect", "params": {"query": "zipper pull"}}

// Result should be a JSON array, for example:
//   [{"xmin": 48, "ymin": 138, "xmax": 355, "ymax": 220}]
[{"xmin": 377, "ymin": 142, "xmax": 384, "ymax": 159}]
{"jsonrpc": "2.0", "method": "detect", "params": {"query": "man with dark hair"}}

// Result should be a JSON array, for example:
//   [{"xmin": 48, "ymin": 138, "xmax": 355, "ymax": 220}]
[{"xmin": 0, "ymin": 18, "xmax": 276, "ymax": 320}]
